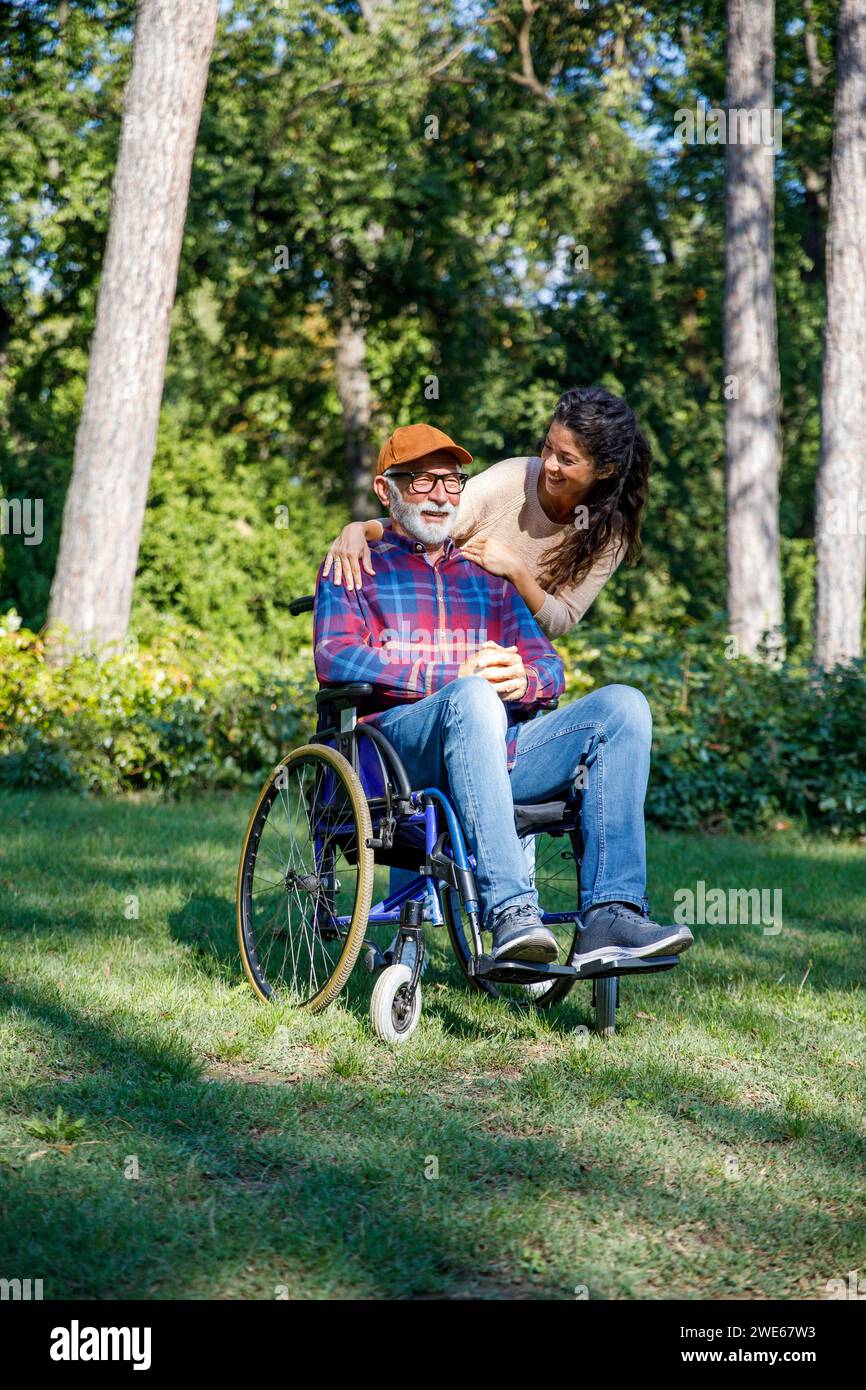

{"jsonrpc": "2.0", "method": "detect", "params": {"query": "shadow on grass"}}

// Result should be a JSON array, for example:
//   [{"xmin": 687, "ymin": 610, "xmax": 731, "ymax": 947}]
[
  {"xmin": 169, "ymin": 894, "xmax": 241, "ymax": 976},
  {"xmin": 2, "ymin": 976, "xmax": 864, "ymax": 1300},
  {"xmin": 167, "ymin": 890, "xmax": 626, "ymax": 1042},
  {"xmin": 0, "ymin": 976, "xmax": 586, "ymax": 1298}
]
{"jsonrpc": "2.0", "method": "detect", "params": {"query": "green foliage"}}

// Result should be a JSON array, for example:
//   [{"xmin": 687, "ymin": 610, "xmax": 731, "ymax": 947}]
[
  {"xmin": 3, "ymin": 610, "xmax": 865, "ymax": 836},
  {"xmin": 0, "ymin": 613, "xmax": 316, "ymax": 794},
  {"xmin": 781, "ymin": 537, "xmax": 817, "ymax": 658},
  {"xmin": 9, "ymin": 0, "xmax": 833, "ymax": 647},
  {"xmin": 133, "ymin": 408, "xmax": 344, "ymax": 661},
  {"xmin": 560, "ymin": 623, "xmax": 866, "ymax": 837},
  {"xmin": 0, "ymin": 0, "xmax": 859, "ymax": 820},
  {"xmin": 25, "ymin": 1106, "xmax": 86, "ymax": 1145}
]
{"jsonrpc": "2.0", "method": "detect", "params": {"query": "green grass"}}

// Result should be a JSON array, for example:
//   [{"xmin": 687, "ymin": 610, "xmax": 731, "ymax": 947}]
[{"xmin": 0, "ymin": 790, "xmax": 864, "ymax": 1300}]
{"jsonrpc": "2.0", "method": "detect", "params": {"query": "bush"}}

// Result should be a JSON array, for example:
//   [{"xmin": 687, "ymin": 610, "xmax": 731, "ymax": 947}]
[
  {"xmin": 559, "ymin": 624, "xmax": 866, "ymax": 837},
  {"xmin": 2, "ymin": 612, "xmax": 865, "ymax": 837},
  {"xmin": 0, "ymin": 613, "xmax": 316, "ymax": 794}
]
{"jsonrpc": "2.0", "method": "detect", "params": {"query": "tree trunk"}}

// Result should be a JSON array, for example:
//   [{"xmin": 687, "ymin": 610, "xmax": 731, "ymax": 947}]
[
  {"xmin": 723, "ymin": 0, "xmax": 784, "ymax": 660},
  {"xmin": 47, "ymin": 0, "xmax": 219, "ymax": 655},
  {"xmin": 335, "ymin": 315, "xmax": 376, "ymax": 521},
  {"xmin": 330, "ymin": 229, "xmax": 377, "ymax": 520},
  {"xmin": 332, "ymin": 0, "xmax": 390, "ymax": 521},
  {"xmin": 814, "ymin": 0, "xmax": 866, "ymax": 669}
]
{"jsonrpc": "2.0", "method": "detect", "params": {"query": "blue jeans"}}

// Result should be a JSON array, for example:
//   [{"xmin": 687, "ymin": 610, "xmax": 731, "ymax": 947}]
[{"xmin": 371, "ymin": 676, "xmax": 651, "ymax": 928}]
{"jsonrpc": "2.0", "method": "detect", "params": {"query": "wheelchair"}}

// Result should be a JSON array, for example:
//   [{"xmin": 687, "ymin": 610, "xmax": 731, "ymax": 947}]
[{"xmin": 236, "ymin": 595, "xmax": 680, "ymax": 1042}]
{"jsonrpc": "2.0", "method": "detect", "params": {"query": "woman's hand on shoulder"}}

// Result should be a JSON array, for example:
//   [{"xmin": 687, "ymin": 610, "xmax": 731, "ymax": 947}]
[
  {"xmin": 460, "ymin": 535, "xmax": 521, "ymax": 581},
  {"xmin": 322, "ymin": 522, "xmax": 376, "ymax": 590}
]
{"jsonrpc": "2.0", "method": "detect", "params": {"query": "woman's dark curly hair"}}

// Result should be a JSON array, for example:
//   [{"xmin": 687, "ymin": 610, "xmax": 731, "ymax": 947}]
[{"xmin": 536, "ymin": 386, "xmax": 651, "ymax": 592}]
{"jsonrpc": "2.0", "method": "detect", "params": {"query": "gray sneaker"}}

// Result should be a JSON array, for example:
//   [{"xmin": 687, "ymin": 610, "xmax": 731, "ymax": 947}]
[
  {"xmin": 491, "ymin": 904, "xmax": 558, "ymax": 963},
  {"xmin": 572, "ymin": 902, "xmax": 693, "ymax": 968}
]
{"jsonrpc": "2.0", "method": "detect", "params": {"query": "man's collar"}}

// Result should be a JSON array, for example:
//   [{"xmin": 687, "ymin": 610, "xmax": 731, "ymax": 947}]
[{"xmin": 382, "ymin": 523, "xmax": 458, "ymax": 559}]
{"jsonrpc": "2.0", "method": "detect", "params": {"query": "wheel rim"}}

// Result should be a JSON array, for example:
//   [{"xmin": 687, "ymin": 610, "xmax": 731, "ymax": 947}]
[
  {"xmin": 391, "ymin": 982, "xmax": 416, "ymax": 1033},
  {"xmin": 238, "ymin": 747, "xmax": 372, "ymax": 1008}
]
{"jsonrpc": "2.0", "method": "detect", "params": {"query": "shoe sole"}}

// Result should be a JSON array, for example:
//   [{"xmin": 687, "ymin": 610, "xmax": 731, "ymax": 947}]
[
  {"xmin": 573, "ymin": 928, "xmax": 693, "ymax": 968},
  {"xmin": 643, "ymin": 929, "xmax": 693, "ymax": 958},
  {"xmin": 492, "ymin": 931, "xmax": 558, "ymax": 964}
]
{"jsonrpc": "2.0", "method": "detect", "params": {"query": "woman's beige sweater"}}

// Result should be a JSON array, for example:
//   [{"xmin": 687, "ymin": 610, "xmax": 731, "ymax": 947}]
[{"xmin": 452, "ymin": 455, "xmax": 625, "ymax": 639}]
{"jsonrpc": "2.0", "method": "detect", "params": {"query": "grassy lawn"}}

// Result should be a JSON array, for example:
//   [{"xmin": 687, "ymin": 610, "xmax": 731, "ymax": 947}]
[{"xmin": 0, "ymin": 789, "xmax": 864, "ymax": 1300}]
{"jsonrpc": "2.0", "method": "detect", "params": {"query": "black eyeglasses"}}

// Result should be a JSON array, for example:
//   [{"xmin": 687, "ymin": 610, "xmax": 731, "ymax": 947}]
[{"xmin": 384, "ymin": 469, "xmax": 469, "ymax": 496}]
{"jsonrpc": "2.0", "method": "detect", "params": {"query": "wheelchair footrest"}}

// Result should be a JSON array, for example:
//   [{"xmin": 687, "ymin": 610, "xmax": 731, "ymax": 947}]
[
  {"xmin": 572, "ymin": 953, "xmax": 680, "ymax": 980},
  {"xmin": 475, "ymin": 955, "xmax": 577, "ymax": 984}
]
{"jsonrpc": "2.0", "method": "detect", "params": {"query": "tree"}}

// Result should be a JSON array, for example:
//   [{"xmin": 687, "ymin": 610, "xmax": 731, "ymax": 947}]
[
  {"xmin": 332, "ymin": 0, "xmax": 390, "ymax": 520},
  {"xmin": 814, "ymin": 0, "xmax": 866, "ymax": 669},
  {"xmin": 723, "ymin": 0, "xmax": 784, "ymax": 659},
  {"xmin": 2, "ymin": 1, "xmax": 837, "ymax": 657},
  {"xmin": 46, "ymin": 0, "xmax": 219, "ymax": 653}
]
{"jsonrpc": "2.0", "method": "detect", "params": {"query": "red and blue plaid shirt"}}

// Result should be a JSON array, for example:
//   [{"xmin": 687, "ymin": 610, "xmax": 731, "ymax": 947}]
[{"xmin": 314, "ymin": 527, "xmax": 565, "ymax": 767}]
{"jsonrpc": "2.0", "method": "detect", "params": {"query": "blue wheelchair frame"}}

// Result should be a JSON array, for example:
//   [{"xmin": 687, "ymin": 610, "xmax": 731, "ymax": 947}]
[
  {"xmin": 243, "ymin": 595, "xmax": 683, "ymax": 1036},
  {"xmin": 360, "ymin": 791, "xmax": 583, "ymax": 932},
  {"xmin": 365, "ymin": 790, "xmax": 473, "ymax": 927},
  {"xmin": 312, "ymin": 701, "xmax": 591, "ymax": 991}
]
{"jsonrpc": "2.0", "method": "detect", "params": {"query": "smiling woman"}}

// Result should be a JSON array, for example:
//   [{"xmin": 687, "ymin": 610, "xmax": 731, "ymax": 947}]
[{"xmin": 323, "ymin": 387, "xmax": 652, "ymax": 639}]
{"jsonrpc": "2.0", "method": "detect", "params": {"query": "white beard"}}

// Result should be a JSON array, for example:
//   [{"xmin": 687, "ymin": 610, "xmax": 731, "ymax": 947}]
[{"xmin": 387, "ymin": 481, "xmax": 459, "ymax": 544}]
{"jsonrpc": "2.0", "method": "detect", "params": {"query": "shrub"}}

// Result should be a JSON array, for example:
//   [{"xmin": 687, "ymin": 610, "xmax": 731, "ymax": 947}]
[
  {"xmin": 0, "ymin": 613, "xmax": 316, "ymax": 794},
  {"xmin": 2, "ymin": 612, "xmax": 865, "ymax": 837},
  {"xmin": 559, "ymin": 624, "xmax": 866, "ymax": 837}
]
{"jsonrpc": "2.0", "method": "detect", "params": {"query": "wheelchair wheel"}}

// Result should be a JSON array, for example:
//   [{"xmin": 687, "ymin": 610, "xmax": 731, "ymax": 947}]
[
  {"xmin": 237, "ymin": 744, "xmax": 374, "ymax": 1011},
  {"xmin": 442, "ymin": 827, "xmax": 582, "ymax": 1008}
]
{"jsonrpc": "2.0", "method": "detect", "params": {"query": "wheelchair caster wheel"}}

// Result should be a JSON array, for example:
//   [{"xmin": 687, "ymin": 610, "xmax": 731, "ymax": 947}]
[{"xmin": 370, "ymin": 964, "xmax": 421, "ymax": 1043}]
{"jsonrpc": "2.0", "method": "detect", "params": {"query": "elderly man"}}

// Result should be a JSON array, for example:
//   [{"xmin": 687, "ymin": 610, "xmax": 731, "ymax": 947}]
[{"xmin": 314, "ymin": 424, "xmax": 693, "ymax": 966}]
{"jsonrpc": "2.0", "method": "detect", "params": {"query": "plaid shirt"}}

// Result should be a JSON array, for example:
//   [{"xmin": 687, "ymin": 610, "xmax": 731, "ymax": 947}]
[{"xmin": 314, "ymin": 527, "xmax": 565, "ymax": 767}]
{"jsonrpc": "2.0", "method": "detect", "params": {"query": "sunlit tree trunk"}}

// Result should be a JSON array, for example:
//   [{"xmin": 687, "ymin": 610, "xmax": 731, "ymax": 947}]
[
  {"xmin": 331, "ymin": 227, "xmax": 378, "ymax": 521},
  {"xmin": 723, "ymin": 0, "xmax": 784, "ymax": 660},
  {"xmin": 333, "ymin": 0, "xmax": 391, "ymax": 520},
  {"xmin": 814, "ymin": 0, "xmax": 866, "ymax": 669},
  {"xmin": 47, "ymin": 0, "xmax": 219, "ymax": 654}
]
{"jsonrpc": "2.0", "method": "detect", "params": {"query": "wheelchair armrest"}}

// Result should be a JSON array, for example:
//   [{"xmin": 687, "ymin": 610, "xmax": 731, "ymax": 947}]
[
  {"xmin": 288, "ymin": 594, "xmax": 315, "ymax": 616},
  {"xmin": 509, "ymin": 697, "xmax": 559, "ymax": 723},
  {"xmin": 315, "ymin": 683, "xmax": 374, "ymax": 712}
]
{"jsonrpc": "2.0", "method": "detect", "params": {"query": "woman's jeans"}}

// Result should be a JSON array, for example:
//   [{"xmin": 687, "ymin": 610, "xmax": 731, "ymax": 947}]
[{"xmin": 371, "ymin": 676, "xmax": 651, "ymax": 929}]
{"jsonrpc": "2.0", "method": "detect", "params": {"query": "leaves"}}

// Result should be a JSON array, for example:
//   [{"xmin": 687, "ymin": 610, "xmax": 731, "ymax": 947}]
[{"xmin": 25, "ymin": 1104, "xmax": 86, "ymax": 1145}]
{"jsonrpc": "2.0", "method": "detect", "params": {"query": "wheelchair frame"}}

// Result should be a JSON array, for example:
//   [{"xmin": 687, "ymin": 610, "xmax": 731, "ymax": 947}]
[{"xmin": 235, "ymin": 595, "xmax": 679, "ymax": 1040}]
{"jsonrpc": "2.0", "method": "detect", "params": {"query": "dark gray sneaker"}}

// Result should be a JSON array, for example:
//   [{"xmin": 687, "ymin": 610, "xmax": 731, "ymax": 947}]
[
  {"xmin": 572, "ymin": 902, "xmax": 693, "ymax": 968},
  {"xmin": 491, "ymin": 904, "xmax": 558, "ymax": 963}
]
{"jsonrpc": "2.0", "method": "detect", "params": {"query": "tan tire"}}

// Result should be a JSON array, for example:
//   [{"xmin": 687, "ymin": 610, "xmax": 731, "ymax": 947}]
[{"xmin": 237, "ymin": 743, "xmax": 374, "ymax": 1011}]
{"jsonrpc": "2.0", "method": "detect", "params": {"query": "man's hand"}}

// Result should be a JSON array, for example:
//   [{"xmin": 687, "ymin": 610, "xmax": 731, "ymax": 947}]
[{"xmin": 458, "ymin": 641, "xmax": 529, "ymax": 701}]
